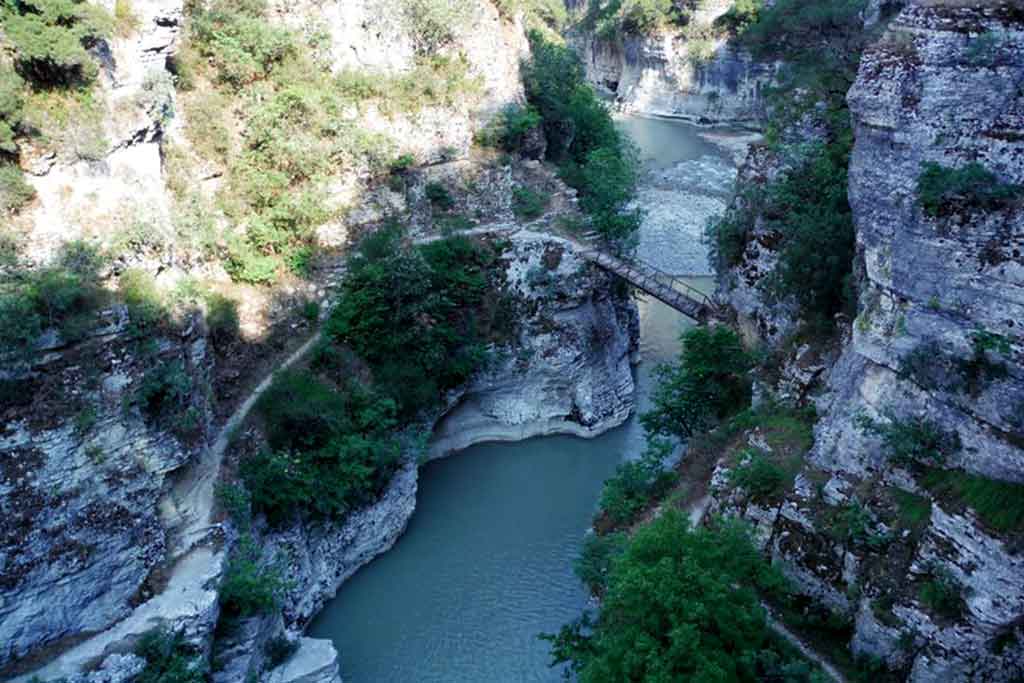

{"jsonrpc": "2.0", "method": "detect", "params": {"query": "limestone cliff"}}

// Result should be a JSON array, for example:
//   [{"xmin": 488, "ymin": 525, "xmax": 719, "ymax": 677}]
[
  {"xmin": 570, "ymin": 0, "xmax": 773, "ymax": 123},
  {"xmin": 712, "ymin": 2, "xmax": 1024, "ymax": 679}
]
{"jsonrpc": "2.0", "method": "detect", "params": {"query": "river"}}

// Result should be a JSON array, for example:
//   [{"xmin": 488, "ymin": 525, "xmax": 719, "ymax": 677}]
[{"xmin": 308, "ymin": 115, "xmax": 741, "ymax": 681}]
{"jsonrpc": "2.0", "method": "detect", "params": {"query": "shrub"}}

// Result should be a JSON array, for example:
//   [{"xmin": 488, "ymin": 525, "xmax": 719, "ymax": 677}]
[
  {"xmin": 0, "ymin": 164, "xmax": 34, "ymax": 213},
  {"xmin": 425, "ymin": 181, "xmax": 455, "ymax": 211},
  {"xmin": 642, "ymin": 325, "xmax": 754, "ymax": 439},
  {"xmin": 483, "ymin": 104, "xmax": 542, "ymax": 152},
  {"xmin": 0, "ymin": 289, "xmax": 43, "ymax": 350},
  {"xmin": 715, "ymin": 0, "xmax": 763, "ymax": 34},
  {"xmin": 135, "ymin": 360, "xmax": 194, "ymax": 425},
  {"xmin": 326, "ymin": 227, "xmax": 496, "ymax": 415},
  {"xmin": 574, "ymin": 531, "xmax": 627, "ymax": 594},
  {"xmin": 917, "ymin": 566, "xmax": 965, "ymax": 620},
  {"xmin": 0, "ymin": 66, "xmax": 26, "ymax": 157},
  {"xmin": 598, "ymin": 439, "xmax": 677, "ymax": 527},
  {"xmin": 857, "ymin": 412, "xmax": 961, "ymax": 468},
  {"xmin": 120, "ymin": 268, "xmax": 165, "ymax": 330},
  {"xmin": 728, "ymin": 447, "xmax": 795, "ymax": 505},
  {"xmin": 401, "ymin": 0, "xmax": 473, "ymax": 54},
  {"xmin": 215, "ymin": 482, "xmax": 252, "ymax": 528},
  {"xmin": 705, "ymin": 209, "xmax": 750, "ymax": 273},
  {"xmin": 920, "ymin": 469, "xmax": 1024, "ymax": 534},
  {"xmin": 243, "ymin": 371, "xmax": 402, "ymax": 521},
  {"xmin": 3, "ymin": 0, "xmax": 113, "ymax": 86},
  {"xmin": 263, "ymin": 635, "xmax": 299, "ymax": 669},
  {"xmin": 219, "ymin": 535, "xmax": 285, "ymax": 616},
  {"xmin": 135, "ymin": 627, "xmax": 205, "ymax": 683},
  {"xmin": 917, "ymin": 162, "xmax": 1021, "ymax": 217},
  {"xmin": 205, "ymin": 292, "xmax": 240, "ymax": 344},
  {"xmin": 544, "ymin": 512, "xmax": 796, "ymax": 682},
  {"xmin": 190, "ymin": 0, "xmax": 294, "ymax": 89},
  {"xmin": 511, "ymin": 186, "xmax": 549, "ymax": 220},
  {"xmin": 762, "ymin": 140, "xmax": 856, "ymax": 324},
  {"xmin": 114, "ymin": 0, "xmax": 141, "ymax": 36}
]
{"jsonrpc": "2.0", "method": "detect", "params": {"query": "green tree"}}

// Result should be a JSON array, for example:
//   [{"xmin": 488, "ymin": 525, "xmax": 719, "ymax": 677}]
[
  {"xmin": 3, "ymin": 0, "xmax": 113, "ymax": 86},
  {"xmin": 761, "ymin": 140, "xmax": 856, "ymax": 324},
  {"xmin": 642, "ymin": 325, "xmax": 753, "ymax": 439},
  {"xmin": 219, "ymin": 534, "xmax": 286, "ymax": 616},
  {"xmin": 545, "ymin": 511, "xmax": 797, "ymax": 682}
]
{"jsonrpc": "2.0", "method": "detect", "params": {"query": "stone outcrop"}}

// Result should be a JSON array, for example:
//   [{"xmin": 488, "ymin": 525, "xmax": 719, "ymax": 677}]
[
  {"xmin": 572, "ymin": 0, "xmax": 773, "ymax": 123},
  {"xmin": 712, "ymin": 2, "xmax": 1024, "ymax": 680},
  {"xmin": 430, "ymin": 230, "xmax": 638, "ymax": 456}
]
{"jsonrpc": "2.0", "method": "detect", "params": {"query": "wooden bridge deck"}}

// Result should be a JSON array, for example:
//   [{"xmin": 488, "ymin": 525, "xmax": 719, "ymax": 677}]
[{"xmin": 579, "ymin": 249, "xmax": 718, "ymax": 323}]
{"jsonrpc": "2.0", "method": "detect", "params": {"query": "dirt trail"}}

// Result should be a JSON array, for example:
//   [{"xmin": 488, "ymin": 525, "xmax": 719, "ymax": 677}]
[{"xmin": 18, "ymin": 331, "xmax": 323, "ymax": 682}]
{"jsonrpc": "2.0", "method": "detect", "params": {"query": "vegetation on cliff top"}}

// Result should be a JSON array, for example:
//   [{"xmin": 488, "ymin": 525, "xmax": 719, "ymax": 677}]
[
  {"xmin": 706, "ymin": 0, "xmax": 868, "ymax": 331},
  {"xmin": 523, "ymin": 30, "xmax": 642, "ymax": 244}
]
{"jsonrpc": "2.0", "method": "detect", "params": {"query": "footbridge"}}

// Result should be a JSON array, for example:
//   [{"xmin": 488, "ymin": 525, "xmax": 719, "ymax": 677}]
[{"xmin": 579, "ymin": 248, "xmax": 719, "ymax": 323}]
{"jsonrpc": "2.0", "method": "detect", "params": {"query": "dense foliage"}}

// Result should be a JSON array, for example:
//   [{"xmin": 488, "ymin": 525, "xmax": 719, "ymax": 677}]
[
  {"xmin": 706, "ymin": 0, "xmax": 870, "ymax": 330},
  {"xmin": 242, "ymin": 369, "xmax": 402, "ymax": 522},
  {"xmin": 761, "ymin": 140, "xmax": 856, "ymax": 324},
  {"xmin": 326, "ymin": 227, "xmax": 506, "ymax": 415},
  {"xmin": 522, "ymin": 31, "xmax": 641, "ymax": 243},
  {"xmin": 0, "ymin": 240, "xmax": 107, "ymax": 351},
  {"xmin": 917, "ymin": 161, "xmax": 1021, "ymax": 217},
  {"xmin": 545, "ymin": 511, "xmax": 821, "ymax": 682},
  {"xmin": 642, "ymin": 325, "xmax": 753, "ymax": 439},
  {"xmin": 920, "ymin": 469, "xmax": 1024, "ymax": 534},
  {"xmin": 857, "ymin": 411, "xmax": 961, "ymax": 468},
  {"xmin": 596, "ymin": 438, "xmax": 677, "ymax": 527},
  {"xmin": 135, "ymin": 627, "xmax": 205, "ymax": 683},
  {"xmin": 2, "ymin": 0, "xmax": 112, "ymax": 86},
  {"xmin": 219, "ymin": 534, "xmax": 286, "ymax": 616}
]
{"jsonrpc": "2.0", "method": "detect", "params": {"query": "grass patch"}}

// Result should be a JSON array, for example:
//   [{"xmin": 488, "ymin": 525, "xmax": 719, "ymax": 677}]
[
  {"xmin": 917, "ymin": 161, "xmax": 1021, "ymax": 217},
  {"xmin": 511, "ymin": 186, "xmax": 549, "ymax": 220},
  {"xmin": 920, "ymin": 468, "xmax": 1024, "ymax": 534},
  {"xmin": 891, "ymin": 488, "xmax": 932, "ymax": 532}
]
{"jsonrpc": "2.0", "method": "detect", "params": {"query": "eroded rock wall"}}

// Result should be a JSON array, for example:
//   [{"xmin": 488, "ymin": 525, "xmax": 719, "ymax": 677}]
[
  {"xmin": 572, "ymin": 0, "xmax": 773, "ymax": 123},
  {"xmin": 713, "ymin": 2, "xmax": 1024, "ymax": 679}
]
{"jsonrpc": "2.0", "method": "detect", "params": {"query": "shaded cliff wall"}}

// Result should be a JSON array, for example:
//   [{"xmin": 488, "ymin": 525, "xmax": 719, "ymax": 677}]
[{"xmin": 712, "ymin": 2, "xmax": 1024, "ymax": 680}]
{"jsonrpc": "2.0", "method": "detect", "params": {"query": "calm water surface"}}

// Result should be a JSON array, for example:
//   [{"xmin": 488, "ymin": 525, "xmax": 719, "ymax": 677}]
[{"xmin": 309, "ymin": 116, "xmax": 731, "ymax": 682}]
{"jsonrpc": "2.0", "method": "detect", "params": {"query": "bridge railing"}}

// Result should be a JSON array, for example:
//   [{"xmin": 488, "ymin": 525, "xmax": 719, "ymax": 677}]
[{"xmin": 579, "ymin": 248, "xmax": 718, "ymax": 316}]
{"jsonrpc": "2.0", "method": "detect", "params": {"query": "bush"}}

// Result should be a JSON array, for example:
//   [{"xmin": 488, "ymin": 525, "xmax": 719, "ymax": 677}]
[
  {"xmin": 544, "ymin": 512, "xmax": 798, "ymax": 682},
  {"xmin": 917, "ymin": 566, "xmax": 965, "ymax": 620},
  {"xmin": 762, "ymin": 140, "xmax": 856, "ymax": 324},
  {"xmin": 728, "ymin": 447, "xmax": 795, "ymax": 505},
  {"xmin": 857, "ymin": 411, "xmax": 961, "ymax": 468},
  {"xmin": 715, "ymin": 0, "xmax": 763, "ymax": 34},
  {"xmin": 243, "ymin": 371, "xmax": 402, "ymax": 521},
  {"xmin": 574, "ymin": 531, "xmax": 626, "ymax": 594},
  {"xmin": 425, "ymin": 181, "xmax": 455, "ymax": 211},
  {"xmin": 120, "ymin": 269, "xmax": 165, "ymax": 330},
  {"xmin": 190, "ymin": 0, "xmax": 294, "ymax": 89},
  {"xmin": 135, "ymin": 628, "xmax": 205, "ymax": 683},
  {"xmin": 326, "ymin": 227, "xmax": 495, "ymax": 415},
  {"xmin": 0, "ymin": 66, "xmax": 26, "ymax": 157},
  {"xmin": 481, "ymin": 104, "xmax": 542, "ymax": 152},
  {"xmin": 3, "ymin": 0, "xmax": 113, "ymax": 86},
  {"xmin": 523, "ymin": 31, "xmax": 640, "ymax": 243},
  {"xmin": 597, "ymin": 439, "xmax": 677, "ymax": 527},
  {"xmin": 205, "ymin": 292, "xmax": 240, "ymax": 344},
  {"xmin": 219, "ymin": 535, "xmax": 285, "ymax": 616},
  {"xmin": 511, "ymin": 186, "xmax": 549, "ymax": 220},
  {"xmin": 135, "ymin": 360, "xmax": 194, "ymax": 427},
  {"xmin": 642, "ymin": 325, "xmax": 754, "ymax": 439},
  {"xmin": 264, "ymin": 635, "xmax": 299, "ymax": 669},
  {"xmin": 920, "ymin": 469, "xmax": 1024, "ymax": 534},
  {"xmin": 114, "ymin": 0, "xmax": 141, "ymax": 36},
  {"xmin": 917, "ymin": 161, "xmax": 1021, "ymax": 217},
  {"xmin": 0, "ymin": 164, "xmax": 34, "ymax": 213},
  {"xmin": 401, "ymin": 0, "xmax": 473, "ymax": 54}
]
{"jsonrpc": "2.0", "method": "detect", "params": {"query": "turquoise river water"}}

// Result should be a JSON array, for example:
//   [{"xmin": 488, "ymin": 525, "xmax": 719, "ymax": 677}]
[{"xmin": 308, "ymin": 116, "xmax": 736, "ymax": 681}]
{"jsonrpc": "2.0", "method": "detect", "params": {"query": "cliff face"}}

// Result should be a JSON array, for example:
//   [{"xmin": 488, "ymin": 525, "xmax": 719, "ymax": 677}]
[
  {"xmin": 571, "ymin": 0, "xmax": 773, "ymax": 123},
  {"xmin": 713, "ymin": 2, "xmax": 1024, "ymax": 679},
  {"xmin": 0, "ymin": 311, "xmax": 216, "ymax": 671}
]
